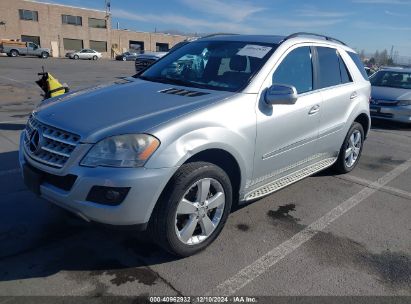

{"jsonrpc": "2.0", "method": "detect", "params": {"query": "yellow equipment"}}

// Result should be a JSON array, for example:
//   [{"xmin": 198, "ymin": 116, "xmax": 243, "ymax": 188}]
[{"xmin": 36, "ymin": 67, "xmax": 69, "ymax": 99}]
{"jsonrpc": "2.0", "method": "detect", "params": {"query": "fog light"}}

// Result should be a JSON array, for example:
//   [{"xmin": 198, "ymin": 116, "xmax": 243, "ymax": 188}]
[{"xmin": 86, "ymin": 186, "xmax": 130, "ymax": 206}]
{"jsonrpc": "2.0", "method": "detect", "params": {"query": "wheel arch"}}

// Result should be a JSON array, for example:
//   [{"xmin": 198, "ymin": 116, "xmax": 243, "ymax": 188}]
[
  {"xmin": 354, "ymin": 113, "xmax": 370, "ymax": 138},
  {"xmin": 184, "ymin": 148, "xmax": 242, "ymax": 203}
]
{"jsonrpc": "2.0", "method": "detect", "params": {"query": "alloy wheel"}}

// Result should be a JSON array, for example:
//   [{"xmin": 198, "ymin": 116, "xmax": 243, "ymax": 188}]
[
  {"xmin": 344, "ymin": 129, "xmax": 362, "ymax": 168},
  {"xmin": 174, "ymin": 178, "xmax": 225, "ymax": 245}
]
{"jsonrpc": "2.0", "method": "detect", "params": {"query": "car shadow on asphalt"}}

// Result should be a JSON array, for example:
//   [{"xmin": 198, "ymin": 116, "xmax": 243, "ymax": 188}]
[
  {"xmin": 0, "ymin": 123, "xmax": 26, "ymax": 131},
  {"xmin": 371, "ymin": 119, "xmax": 411, "ymax": 131},
  {"xmin": 0, "ymin": 150, "xmax": 179, "ymax": 284},
  {"xmin": 0, "ymin": 207, "xmax": 179, "ymax": 284}
]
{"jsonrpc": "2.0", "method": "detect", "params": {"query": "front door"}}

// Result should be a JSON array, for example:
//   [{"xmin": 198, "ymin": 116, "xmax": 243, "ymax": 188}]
[{"xmin": 253, "ymin": 46, "xmax": 322, "ymax": 188}]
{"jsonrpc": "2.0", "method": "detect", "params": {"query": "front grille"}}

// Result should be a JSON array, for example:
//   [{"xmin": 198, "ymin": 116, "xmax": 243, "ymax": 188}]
[
  {"xmin": 27, "ymin": 162, "xmax": 77, "ymax": 191},
  {"xmin": 135, "ymin": 58, "xmax": 156, "ymax": 71},
  {"xmin": 370, "ymin": 99, "xmax": 398, "ymax": 106},
  {"xmin": 24, "ymin": 115, "xmax": 81, "ymax": 168},
  {"xmin": 371, "ymin": 112, "xmax": 394, "ymax": 118}
]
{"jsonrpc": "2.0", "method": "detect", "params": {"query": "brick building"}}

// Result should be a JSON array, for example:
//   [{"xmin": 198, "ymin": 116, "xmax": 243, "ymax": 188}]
[{"xmin": 0, "ymin": 0, "xmax": 188, "ymax": 57}]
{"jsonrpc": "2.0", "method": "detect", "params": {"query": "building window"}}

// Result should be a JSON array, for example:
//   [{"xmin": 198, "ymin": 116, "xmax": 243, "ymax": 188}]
[
  {"xmin": 21, "ymin": 35, "xmax": 40, "ymax": 46},
  {"xmin": 88, "ymin": 18, "xmax": 106, "ymax": 29},
  {"xmin": 19, "ymin": 9, "xmax": 38, "ymax": 21},
  {"xmin": 63, "ymin": 38, "xmax": 83, "ymax": 51},
  {"xmin": 90, "ymin": 40, "xmax": 107, "ymax": 52},
  {"xmin": 62, "ymin": 14, "xmax": 82, "ymax": 26},
  {"xmin": 156, "ymin": 43, "xmax": 169, "ymax": 52},
  {"xmin": 129, "ymin": 41, "xmax": 144, "ymax": 53}
]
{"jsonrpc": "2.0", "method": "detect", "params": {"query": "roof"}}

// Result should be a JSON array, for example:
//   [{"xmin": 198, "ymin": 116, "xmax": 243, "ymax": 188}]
[
  {"xmin": 199, "ymin": 34, "xmax": 286, "ymax": 44},
  {"xmin": 24, "ymin": 0, "xmax": 106, "ymax": 13},
  {"xmin": 379, "ymin": 66, "xmax": 411, "ymax": 73}
]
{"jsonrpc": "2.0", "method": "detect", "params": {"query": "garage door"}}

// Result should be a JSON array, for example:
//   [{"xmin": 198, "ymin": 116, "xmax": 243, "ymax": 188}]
[{"xmin": 63, "ymin": 38, "xmax": 83, "ymax": 51}]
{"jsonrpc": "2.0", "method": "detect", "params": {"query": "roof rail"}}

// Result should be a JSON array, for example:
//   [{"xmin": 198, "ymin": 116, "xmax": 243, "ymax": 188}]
[
  {"xmin": 200, "ymin": 33, "xmax": 238, "ymax": 39},
  {"xmin": 282, "ymin": 32, "xmax": 347, "ymax": 46}
]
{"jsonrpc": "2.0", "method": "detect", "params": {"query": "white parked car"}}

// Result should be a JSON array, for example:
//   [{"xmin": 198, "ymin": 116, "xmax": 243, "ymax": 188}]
[{"xmin": 67, "ymin": 49, "xmax": 102, "ymax": 60}]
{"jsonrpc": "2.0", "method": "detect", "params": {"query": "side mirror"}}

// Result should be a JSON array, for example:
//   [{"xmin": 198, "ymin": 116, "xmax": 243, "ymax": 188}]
[{"xmin": 265, "ymin": 84, "xmax": 298, "ymax": 105}]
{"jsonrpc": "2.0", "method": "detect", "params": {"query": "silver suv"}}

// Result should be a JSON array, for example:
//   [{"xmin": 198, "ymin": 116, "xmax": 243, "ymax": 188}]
[{"xmin": 19, "ymin": 33, "xmax": 371, "ymax": 256}]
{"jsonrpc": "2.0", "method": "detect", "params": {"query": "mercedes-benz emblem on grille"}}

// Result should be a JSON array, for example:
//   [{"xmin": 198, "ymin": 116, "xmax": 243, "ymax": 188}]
[{"xmin": 29, "ymin": 128, "xmax": 43, "ymax": 154}]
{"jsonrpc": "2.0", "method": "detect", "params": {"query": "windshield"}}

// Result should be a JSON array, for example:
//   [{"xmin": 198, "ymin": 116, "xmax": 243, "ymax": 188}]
[
  {"xmin": 370, "ymin": 70, "xmax": 411, "ymax": 89},
  {"xmin": 136, "ymin": 40, "xmax": 277, "ymax": 92}
]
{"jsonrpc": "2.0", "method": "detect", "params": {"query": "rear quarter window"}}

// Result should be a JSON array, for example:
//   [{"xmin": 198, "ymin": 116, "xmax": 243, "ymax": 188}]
[{"xmin": 347, "ymin": 51, "xmax": 369, "ymax": 80}]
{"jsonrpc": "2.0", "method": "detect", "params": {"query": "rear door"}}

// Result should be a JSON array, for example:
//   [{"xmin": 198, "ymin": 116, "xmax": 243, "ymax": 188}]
[{"xmin": 313, "ymin": 46, "xmax": 356, "ymax": 155}]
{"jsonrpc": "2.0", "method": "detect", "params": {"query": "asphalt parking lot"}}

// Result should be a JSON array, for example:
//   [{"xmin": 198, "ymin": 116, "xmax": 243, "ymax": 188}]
[{"xmin": 0, "ymin": 57, "xmax": 410, "ymax": 301}]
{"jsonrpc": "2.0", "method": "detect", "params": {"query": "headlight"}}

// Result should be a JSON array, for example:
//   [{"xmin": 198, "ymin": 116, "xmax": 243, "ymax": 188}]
[
  {"xmin": 81, "ymin": 134, "xmax": 160, "ymax": 168},
  {"xmin": 397, "ymin": 100, "xmax": 411, "ymax": 106}
]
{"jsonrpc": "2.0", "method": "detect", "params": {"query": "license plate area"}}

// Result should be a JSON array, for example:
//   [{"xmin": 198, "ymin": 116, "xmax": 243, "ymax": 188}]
[
  {"xmin": 23, "ymin": 164, "xmax": 43, "ymax": 195},
  {"xmin": 370, "ymin": 106, "xmax": 380, "ymax": 113}
]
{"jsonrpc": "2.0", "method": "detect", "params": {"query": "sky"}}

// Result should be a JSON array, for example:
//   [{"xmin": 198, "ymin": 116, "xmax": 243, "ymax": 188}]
[{"xmin": 35, "ymin": 0, "xmax": 411, "ymax": 60}]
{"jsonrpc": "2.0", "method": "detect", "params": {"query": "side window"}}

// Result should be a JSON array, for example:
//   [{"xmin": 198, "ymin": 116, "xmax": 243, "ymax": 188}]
[
  {"xmin": 338, "ymin": 54, "xmax": 352, "ymax": 84},
  {"xmin": 272, "ymin": 46, "xmax": 313, "ymax": 94},
  {"xmin": 347, "ymin": 51, "xmax": 369, "ymax": 80},
  {"xmin": 316, "ymin": 47, "xmax": 342, "ymax": 89}
]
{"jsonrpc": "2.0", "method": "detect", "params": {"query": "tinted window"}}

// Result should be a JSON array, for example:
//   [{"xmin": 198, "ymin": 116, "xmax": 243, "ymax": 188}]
[
  {"xmin": 316, "ymin": 47, "xmax": 342, "ymax": 89},
  {"xmin": 370, "ymin": 71, "xmax": 411, "ymax": 89},
  {"xmin": 348, "ymin": 51, "xmax": 369, "ymax": 80},
  {"xmin": 338, "ymin": 55, "xmax": 352, "ymax": 84},
  {"xmin": 19, "ymin": 9, "xmax": 38, "ymax": 21},
  {"xmin": 272, "ymin": 47, "xmax": 313, "ymax": 94},
  {"xmin": 62, "ymin": 15, "xmax": 82, "ymax": 26},
  {"xmin": 88, "ymin": 18, "xmax": 106, "ymax": 28}
]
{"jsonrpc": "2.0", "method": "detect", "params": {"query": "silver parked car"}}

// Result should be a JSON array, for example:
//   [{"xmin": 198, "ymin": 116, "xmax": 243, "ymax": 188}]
[
  {"xmin": 369, "ymin": 67, "xmax": 411, "ymax": 123},
  {"xmin": 68, "ymin": 48, "xmax": 102, "ymax": 60},
  {"xmin": 20, "ymin": 33, "xmax": 371, "ymax": 256}
]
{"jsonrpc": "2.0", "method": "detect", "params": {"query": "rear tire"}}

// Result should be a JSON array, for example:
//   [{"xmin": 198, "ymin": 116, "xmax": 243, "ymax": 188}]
[
  {"xmin": 9, "ymin": 50, "xmax": 18, "ymax": 57},
  {"xmin": 41, "ymin": 52, "xmax": 49, "ymax": 59},
  {"xmin": 333, "ymin": 122, "xmax": 364, "ymax": 174},
  {"xmin": 122, "ymin": 56, "xmax": 127, "ymax": 61},
  {"xmin": 149, "ymin": 162, "xmax": 232, "ymax": 257}
]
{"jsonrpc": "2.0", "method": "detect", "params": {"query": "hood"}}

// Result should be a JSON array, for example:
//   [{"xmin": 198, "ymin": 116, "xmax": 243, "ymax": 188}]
[
  {"xmin": 137, "ymin": 52, "xmax": 167, "ymax": 60},
  {"xmin": 371, "ymin": 85, "xmax": 411, "ymax": 103},
  {"xmin": 35, "ymin": 78, "xmax": 233, "ymax": 143}
]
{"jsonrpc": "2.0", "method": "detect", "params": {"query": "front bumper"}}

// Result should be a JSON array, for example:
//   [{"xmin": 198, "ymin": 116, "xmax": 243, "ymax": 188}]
[
  {"xmin": 19, "ymin": 133, "xmax": 176, "ymax": 227},
  {"xmin": 370, "ymin": 104, "xmax": 411, "ymax": 123}
]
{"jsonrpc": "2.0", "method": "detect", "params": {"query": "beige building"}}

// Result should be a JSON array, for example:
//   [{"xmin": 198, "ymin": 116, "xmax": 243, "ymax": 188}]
[{"xmin": 0, "ymin": 0, "xmax": 188, "ymax": 57}]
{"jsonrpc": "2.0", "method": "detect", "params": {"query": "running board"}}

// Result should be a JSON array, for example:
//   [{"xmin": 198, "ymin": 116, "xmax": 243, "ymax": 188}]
[{"xmin": 245, "ymin": 157, "xmax": 337, "ymax": 201}]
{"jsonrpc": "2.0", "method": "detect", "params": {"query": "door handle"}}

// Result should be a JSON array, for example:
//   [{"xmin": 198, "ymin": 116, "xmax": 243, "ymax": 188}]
[
  {"xmin": 308, "ymin": 105, "xmax": 320, "ymax": 115},
  {"xmin": 350, "ymin": 92, "xmax": 358, "ymax": 100}
]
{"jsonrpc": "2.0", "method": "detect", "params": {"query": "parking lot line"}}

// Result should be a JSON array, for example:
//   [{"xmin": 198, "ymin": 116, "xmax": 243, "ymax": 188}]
[
  {"xmin": 207, "ymin": 157, "xmax": 411, "ymax": 296},
  {"xmin": 338, "ymin": 174, "xmax": 411, "ymax": 200}
]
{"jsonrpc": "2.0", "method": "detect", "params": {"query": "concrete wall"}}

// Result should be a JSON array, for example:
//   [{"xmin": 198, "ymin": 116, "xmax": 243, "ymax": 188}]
[
  {"xmin": 0, "ymin": 0, "xmax": 188, "ymax": 58},
  {"xmin": 111, "ymin": 30, "xmax": 187, "ymax": 54}
]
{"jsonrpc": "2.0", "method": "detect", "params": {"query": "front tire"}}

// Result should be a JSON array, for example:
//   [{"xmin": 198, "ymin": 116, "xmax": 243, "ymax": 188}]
[
  {"xmin": 9, "ymin": 50, "xmax": 18, "ymax": 57},
  {"xmin": 333, "ymin": 122, "xmax": 364, "ymax": 174},
  {"xmin": 122, "ymin": 56, "xmax": 127, "ymax": 61},
  {"xmin": 41, "ymin": 52, "xmax": 49, "ymax": 59},
  {"xmin": 73, "ymin": 55, "xmax": 79, "ymax": 60},
  {"xmin": 149, "ymin": 162, "xmax": 233, "ymax": 257},
  {"xmin": 92, "ymin": 55, "xmax": 98, "ymax": 60}
]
